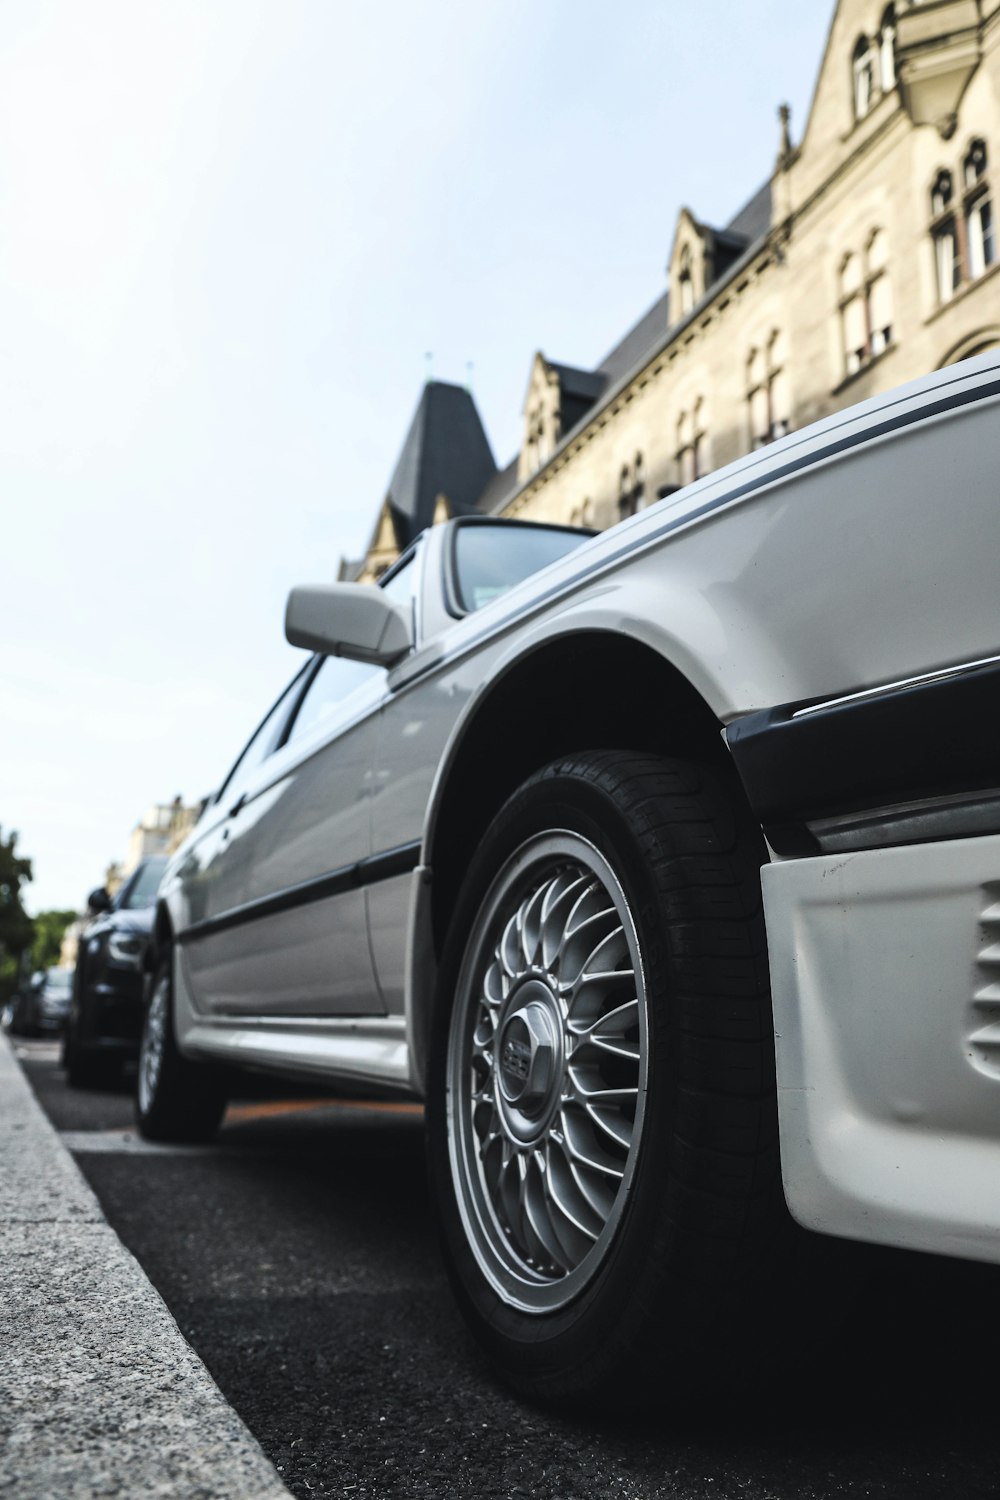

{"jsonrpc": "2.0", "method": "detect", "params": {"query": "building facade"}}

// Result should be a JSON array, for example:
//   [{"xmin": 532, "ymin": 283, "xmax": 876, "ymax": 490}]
[
  {"xmin": 347, "ymin": 0, "xmax": 1000, "ymax": 578},
  {"xmin": 123, "ymin": 797, "xmax": 201, "ymax": 876}
]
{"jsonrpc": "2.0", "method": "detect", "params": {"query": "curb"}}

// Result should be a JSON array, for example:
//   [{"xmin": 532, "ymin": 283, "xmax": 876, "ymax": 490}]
[{"xmin": 0, "ymin": 1033, "xmax": 293, "ymax": 1500}]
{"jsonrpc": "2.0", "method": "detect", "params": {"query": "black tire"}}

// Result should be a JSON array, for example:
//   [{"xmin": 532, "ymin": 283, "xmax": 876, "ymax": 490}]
[
  {"xmin": 136, "ymin": 951, "xmax": 227, "ymax": 1143},
  {"xmin": 427, "ymin": 750, "xmax": 791, "ymax": 1406}
]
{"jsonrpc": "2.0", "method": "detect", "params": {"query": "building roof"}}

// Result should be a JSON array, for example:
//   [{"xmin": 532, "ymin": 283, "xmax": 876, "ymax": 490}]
[
  {"xmin": 384, "ymin": 381, "xmax": 496, "ymax": 548},
  {"xmin": 477, "ymin": 455, "xmax": 521, "ymax": 517},
  {"xmin": 596, "ymin": 291, "xmax": 671, "ymax": 384},
  {"xmin": 723, "ymin": 180, "xmax": 772, "ymax": 244},
  {"xmin": 545, "ymin": 361, "xmax": 608, "ymax": 403}
]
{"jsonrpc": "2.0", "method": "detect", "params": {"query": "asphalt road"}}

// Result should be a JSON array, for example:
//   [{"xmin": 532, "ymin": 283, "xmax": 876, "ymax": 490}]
[{"xmin": 15, "ymin": 1038, "xmax": 1000, "ymax": 1500}]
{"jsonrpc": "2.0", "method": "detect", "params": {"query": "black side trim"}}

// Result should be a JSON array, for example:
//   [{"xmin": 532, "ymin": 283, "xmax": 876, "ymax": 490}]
[
  {"xmin": 359, "ymin": 841, "xmax": 424, "ymax": 884},
  {"xmin": 727, "ymin": 660, "xmax": 1000, "ymax": 855},
  {"xmin": 178, "ymin": 840, "xmax": 422, "ymax": 945}
]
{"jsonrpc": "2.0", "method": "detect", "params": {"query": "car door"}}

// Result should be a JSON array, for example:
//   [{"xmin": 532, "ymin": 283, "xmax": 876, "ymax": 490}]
[{"xmin": 179, "ymin": 656, "xmax": 385, "ymax": 1018}]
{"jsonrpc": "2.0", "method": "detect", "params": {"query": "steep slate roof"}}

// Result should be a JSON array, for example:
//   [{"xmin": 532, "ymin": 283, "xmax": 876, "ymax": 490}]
[
  {"xmin": 724, "ymin": 180, "xmax": 772, "ymax": 243},
  {"xmin": 596, "ymin": 291, "xmax": 671, "ymax": 384},
  {"xmin": 385, "ymin": 381, "xmax": 496, "ymax": 548}
]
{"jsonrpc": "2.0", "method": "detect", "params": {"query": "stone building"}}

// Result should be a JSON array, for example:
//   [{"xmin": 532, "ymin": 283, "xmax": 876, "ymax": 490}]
[
  {"xmin": 346, "ymin": 0, "xmax": 1000, "ymax": 579},
  {"xmin": 123, "ymin": 797, "xmax": 200, "ymax": 876}
]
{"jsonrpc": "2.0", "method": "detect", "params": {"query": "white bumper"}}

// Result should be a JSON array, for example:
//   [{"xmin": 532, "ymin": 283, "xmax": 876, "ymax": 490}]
[{"xmin": 764, "ymin": 833, "xmax": 1000, "ymax": 1264}]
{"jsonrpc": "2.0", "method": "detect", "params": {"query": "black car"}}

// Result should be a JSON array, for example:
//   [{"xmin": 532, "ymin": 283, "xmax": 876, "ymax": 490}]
[
  {"xmin": 2, "ymin": 968, "xmax": 74, "ymax": 1037},
  {"xmin": 63, "ymin": 856, "xmax": 168, "ymax": 1086}
]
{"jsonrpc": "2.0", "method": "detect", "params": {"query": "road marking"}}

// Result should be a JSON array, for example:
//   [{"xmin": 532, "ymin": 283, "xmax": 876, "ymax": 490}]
[{"xmin": 59, "ymin": 1129, "xmax": 218, "ymax": 1155}]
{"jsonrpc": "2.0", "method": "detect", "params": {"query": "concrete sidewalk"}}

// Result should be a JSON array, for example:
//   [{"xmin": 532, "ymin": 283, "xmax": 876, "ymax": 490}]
[{"xmin": 0, "ymin": 1032, "xmax": 292, "ymax": 1499}]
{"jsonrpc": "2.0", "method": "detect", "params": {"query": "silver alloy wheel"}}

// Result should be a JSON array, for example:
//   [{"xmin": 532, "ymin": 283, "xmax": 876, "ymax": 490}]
[
  {"xmin": 447, "ymin": 831, "xmax": 649, "ymax": 1314},
  {"xmin": 138, "ymin": 974, "xmax": 168, "ymax": 1115}
]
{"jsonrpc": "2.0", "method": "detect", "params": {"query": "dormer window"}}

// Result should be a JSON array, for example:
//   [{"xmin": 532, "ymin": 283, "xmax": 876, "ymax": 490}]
[
  {"xmin": 853, "ymin": 36, "xmax": 874, "ymax": 120},
  {"xmin": 678, "ymin": 246, "xmax": 694, "ymax": 316},
  {"xmin": 878, "ymin": 6, "xmax": 896, "ymax": 93}
]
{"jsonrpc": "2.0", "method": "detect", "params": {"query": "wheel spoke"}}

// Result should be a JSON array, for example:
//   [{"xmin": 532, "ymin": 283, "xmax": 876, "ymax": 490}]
[
  {"xmin": 545, "ymin": 1143, "xmax": 603, "ymax": 1239},
  {"xmin": 524, "ymin": 1157, "xmax": 575, "ymax": 1272},
  {"xmin": 560, "ymin": 1105, "xmax": 627, "ymax": 1179},
  {"xmin": 568, "ymin": 1067, "xmax": 639, "ymax": 1105},
  {"xmin": 540, "ymin": 873, "xmax": 589, "ymax": 969},
  {"xmin": 519, "ymin": 880, "xmax": 548, "ymax": 969},
  {"xmin": 483, "ymin": 958, "xmax": 505, "ymax": 1009},
  {"xmin": 584, "ymin": 1103, "xmax": 633, "ymax": 1151},
  {"xmin": 558, "ymin": 910, "xmax": 621, "ymax": 986}
]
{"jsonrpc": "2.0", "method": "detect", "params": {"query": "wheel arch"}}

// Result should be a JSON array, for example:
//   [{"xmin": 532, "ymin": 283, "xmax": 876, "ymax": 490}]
[
  {"xmin": 146, "ymin": 899, "xmax": 175, "ymax": 976},
  {"xmin": 410, "ymin": 628, "xmax": 744, "ymax": 1090}
]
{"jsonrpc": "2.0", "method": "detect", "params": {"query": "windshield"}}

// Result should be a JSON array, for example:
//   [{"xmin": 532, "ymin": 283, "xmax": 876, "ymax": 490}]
[
  {"xmin": 452, "ymin": 522, "xmax": 594, "ymax": 614},
  {"xmin": 45, "ymin": 969, "xmax": 73, "ymax": 991},
  {"xmin": 119, "ymin": 857, "xmax": 168, "ymax": 910}
]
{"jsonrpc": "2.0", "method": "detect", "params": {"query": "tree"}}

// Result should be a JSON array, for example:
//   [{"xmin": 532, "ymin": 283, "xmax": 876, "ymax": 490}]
[
  {"xmin": 0, "ymin": 827, "xmax": 34, "ymax": 1005},
  {"xmin": 31, "ymin": 909, "xmax": 79, "ymax": 972}
]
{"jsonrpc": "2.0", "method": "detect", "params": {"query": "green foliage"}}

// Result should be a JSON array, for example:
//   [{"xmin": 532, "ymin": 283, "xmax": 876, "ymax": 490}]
[
  {"xmin": 0, "ymin": 827, "xmax": 34, "ymax": 1005},
  {"xmin": 31, "ymin": 909, "xmax": 78, "ymax": 973}
]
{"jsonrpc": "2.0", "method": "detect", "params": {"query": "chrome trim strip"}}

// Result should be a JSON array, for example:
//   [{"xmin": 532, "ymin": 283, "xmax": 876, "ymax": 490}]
[{"xmin": 792, "ymin": 654, "xmax": 1000, "ymax": 720}]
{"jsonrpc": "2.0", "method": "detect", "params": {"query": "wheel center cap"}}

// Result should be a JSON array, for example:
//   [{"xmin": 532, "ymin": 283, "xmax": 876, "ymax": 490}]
[{"xmin": 498, "ymin": 988, "xmax": 559, "ymax": 1110}]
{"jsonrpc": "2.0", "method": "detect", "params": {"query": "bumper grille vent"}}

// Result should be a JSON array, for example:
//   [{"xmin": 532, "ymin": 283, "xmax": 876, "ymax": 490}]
[{"xmin": 970, "ymin": 882, "xmax": 1000, "ymax": 1079}]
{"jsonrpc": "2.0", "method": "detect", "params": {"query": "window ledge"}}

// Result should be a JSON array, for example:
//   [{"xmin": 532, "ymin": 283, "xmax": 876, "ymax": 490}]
[
  {"xmin": 831, "ymin": 340, "xmax": 897, "ymax": 398},
  {"xmin": 925, "ymin": 257, "xmax": 1000, "ymax": 326}
]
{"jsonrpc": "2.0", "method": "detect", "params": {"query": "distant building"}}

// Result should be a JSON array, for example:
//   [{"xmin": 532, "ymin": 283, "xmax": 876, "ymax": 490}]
[
  {"xmin": 346, "ymin": 0, "xmax": 1000, "ymax": 574},
  {"xmin": 123, "ymin": 797, "xmax": 200, "ymax": 875}
]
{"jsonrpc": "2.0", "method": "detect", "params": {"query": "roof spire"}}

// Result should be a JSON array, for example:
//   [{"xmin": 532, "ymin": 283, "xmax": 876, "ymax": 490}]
[{"xmin": 777, "ymin": 102, "xmax": 795, "ymax": 168}]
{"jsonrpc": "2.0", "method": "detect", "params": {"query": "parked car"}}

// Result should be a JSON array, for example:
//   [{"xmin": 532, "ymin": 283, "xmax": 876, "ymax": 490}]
[
  {"xmin": 137, "ymin": 356, "xmax": 1000, "ymax": 1403},
  {"xmin": 63, "ymin": 856, "xmax": 168, "ymax": 1086},
  {"xmin": 3, "ymin": 968, "xmax": 74, "ymax": 1036}
]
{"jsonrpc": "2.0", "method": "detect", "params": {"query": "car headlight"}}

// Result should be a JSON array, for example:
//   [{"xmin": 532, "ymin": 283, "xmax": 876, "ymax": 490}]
[{"xmin": 107, "ymin": 932, "xmax": 144, "ymax": 968}]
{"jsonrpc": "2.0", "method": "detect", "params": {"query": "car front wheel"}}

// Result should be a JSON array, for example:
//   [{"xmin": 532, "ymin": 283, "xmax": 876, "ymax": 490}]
[{"xmin": 427, "ymin": 750, "xmax": 789, "ymax": 1405}]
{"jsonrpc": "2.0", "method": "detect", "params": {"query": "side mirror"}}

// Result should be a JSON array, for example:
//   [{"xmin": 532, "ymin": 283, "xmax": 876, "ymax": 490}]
[
  {"xmin": 285, "ymin": 583, "xmax": 412, "ymax": 666},
  {"xmin": 87, "ymin": 887, "xmax": 112, "ymax": 915}
]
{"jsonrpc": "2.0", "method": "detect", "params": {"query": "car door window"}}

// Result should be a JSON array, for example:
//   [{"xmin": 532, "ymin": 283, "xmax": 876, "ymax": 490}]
[
  {"xmin": 284, "ymin": 655, "xmax": 381, "ymax": 748},
  {"xmin": 217, "ymin": 666, "xmax": 309, "ymax": 809}
]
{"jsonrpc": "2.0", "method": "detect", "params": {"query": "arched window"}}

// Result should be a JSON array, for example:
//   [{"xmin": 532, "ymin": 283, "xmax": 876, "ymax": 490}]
[
  {"xmin": 693, "ymin": 399, "xmax": 708, "ymax": 480},
  {"xmin": 866, "ymin": 230, "xmax": 894, "ymax": 355},
  {"xmin": 964, "ymin": 140, "xmax": 995, "ymax": 279},
  {"xmin": 618, "ymin": 454, "xmax": 647, "ymax": 521},
  {"xmin": 878, "ymin": 6, "xmax": 896, "ymax": 93},
  {"xmin": 930, "ymin": 145, "xmax": 995, "ymax": 303},
  {"xmin": 931, "ymin": 169, "xmax": 954, "ymax": 217},
  {"xmin": 677, "ymin": 404, "xmax": 708, "ymax": 483},
  {"xmin": 676, "ymin": 410, "xmax": 694, "ymax": 485},
  {"xmin": 840, "ymin": 253, "xmax": 867, "ymax": 375},
  {"xmin": 838, "ymin": 237, "xmax": 895, "ymax": 377},
  {"xmin": 853, "ymin": 36, "xmax": 874, "ymax": 120},
  {"xmin": 747, "ymin": 334, "xmax": 791, "ymax": 447}
]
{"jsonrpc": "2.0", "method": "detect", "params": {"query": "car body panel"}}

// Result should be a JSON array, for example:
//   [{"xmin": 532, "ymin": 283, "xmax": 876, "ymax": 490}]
[{"xmin": 161, "ymin": 353, "xmax": 1000, "ymax": 1266}]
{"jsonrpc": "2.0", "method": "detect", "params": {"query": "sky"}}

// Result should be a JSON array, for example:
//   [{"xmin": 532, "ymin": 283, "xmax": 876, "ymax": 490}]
[{"xmin": 1, "ymin": 0, "xmax": 833, "ymax": 915}]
